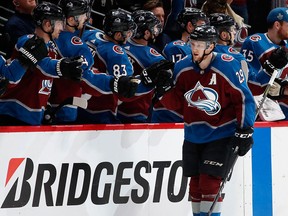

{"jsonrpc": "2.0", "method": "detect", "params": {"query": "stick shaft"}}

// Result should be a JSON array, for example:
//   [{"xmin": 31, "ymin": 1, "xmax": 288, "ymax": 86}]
[{"xmin": 255, "ymin": 69, "xmax": 279, "ymax": 118}]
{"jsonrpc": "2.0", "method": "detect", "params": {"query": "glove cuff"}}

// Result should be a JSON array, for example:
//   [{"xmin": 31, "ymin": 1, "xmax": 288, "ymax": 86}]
[
  {"xmin": 235, "ymin": 127, "xmax": 254, "ymax": 139},
  {"xmin": 56, "ymin": 59, "xmax": 63, "ymax": 77},
  {"xmin": 111, "ymin": 75, "xmax": 124, "ymax": 93},
  {"xmin": 19, "ymin": 47, "xmax": 38, "ymax": 65}
]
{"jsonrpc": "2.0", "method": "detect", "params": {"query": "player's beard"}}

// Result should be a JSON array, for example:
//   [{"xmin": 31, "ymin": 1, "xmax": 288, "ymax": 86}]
[
  {"xmin": 277, "ymin": 28, "xmax": 288, "ymax": 41},
  {"xmin": 147, "ymin": 35, "xmax": 156, "ymax": 44}
]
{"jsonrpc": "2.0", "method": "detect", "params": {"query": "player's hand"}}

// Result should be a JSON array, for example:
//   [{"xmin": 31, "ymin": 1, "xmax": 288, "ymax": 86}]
[
  {"xmin": 141, "ymin": 60, "xmax": 174, "ymax": 86},
  {"xmin": 268, "ymin": 78, "xmax": 288, "ymax": 100},
  {"xmin": 231, "ymin": 127, "xmax": 254, "ymax": 157},
  {"xmin": 111, "ymin": 75, "xmax": 140, "ymax": 98},
  {"xmin": 18, "ymin": 35, "xmax": 48, "ymax": 67},
  {"xmin": 263, "ymin": 47, "xmax": 288, "ymax": 75},
  {"xmin": 155, "ymin": 69, "xmax": 174, "ymax": 97},
  {"xmin": 57, "ymin": 56, "xmax": 84, "ymax": 81}
]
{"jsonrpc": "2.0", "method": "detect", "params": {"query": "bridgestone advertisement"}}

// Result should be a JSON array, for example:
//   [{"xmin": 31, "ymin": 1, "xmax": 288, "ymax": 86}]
[{"xmin": 0, "ymin": 125, "xmax": 287, "ymax": 216}]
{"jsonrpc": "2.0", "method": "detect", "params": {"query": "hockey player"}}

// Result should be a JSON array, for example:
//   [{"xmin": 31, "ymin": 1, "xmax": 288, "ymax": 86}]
[
  {"xmin": 45, "ymin": 0, "xmax": 92, "ymax": 124},
  {"xmin": 0, "ymin": 2, "xmax": 85, "ymax": 126},
  {"xmin": 42, "ymin": 0, "xmax": 139, "ymax": 124},
  {"xmin": 77, "ymin": 8, "xmax": 138, "ymax": 124},
  {"xmin": 152, "ymin": 8, "xmax": 208, "ymax": 123},
  {"xmin": 241, "ymin": 7, "xmax": 288, "ymax": 119},
  {"xmin": 158, "ymin": 25, "xmax": 255, "ymax": 216},
  {"xmin": 0, "ymin": 36, "xmax": 48, "ymax": 96},
  {"xmin": 116, "ymin": 9, "xmax": 168, "ymax": 123},
  {"xmin": 209, "ymin": 13, "xmax": 252, "ymax": 80},
  {"xmin": 163, "ymin": 7, "xmax": 208, "ymax": 63}
]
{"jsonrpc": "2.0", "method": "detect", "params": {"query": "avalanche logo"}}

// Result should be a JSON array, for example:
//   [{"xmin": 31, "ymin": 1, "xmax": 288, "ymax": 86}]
[
  {"xmin": 184, "ymin": 81, "xmax": 221, "ymax": 116},
  {"xmin": 173, "ymin": 41, "xmax": 185, "ymax": 46},
  {"xmin": 221, "ymin": 54, "xmax": 233, "ymax": 62},
  {"xmin": 150, "ymin": 48, "xmax": 161, "ymax": 56},
  {"xmin": 228, "ymin": 47, "xmax": 239, "ymax": 54},
  {"xmin": 71, "ymin": 36, "xmax": 83, "ymax": 45},
  {"xmin": 39, "ymin": 79, "xmax": 52, "ymax": 95},
  {"xmin": 249, "ymin": 35, "xmax": 261, "ymax": 42},
  {"xmin": 95, "ymin": 31, "xmax": 105, "ymax": 42},
  {"xmin": 113, "ymin": 45, "xmax": 124, "ymax": 54}
]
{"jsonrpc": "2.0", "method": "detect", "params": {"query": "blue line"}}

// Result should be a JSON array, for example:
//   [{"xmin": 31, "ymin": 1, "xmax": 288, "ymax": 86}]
[{"xmin": 252, "ymin": 127, "xmax": 272, "ymax": 216}]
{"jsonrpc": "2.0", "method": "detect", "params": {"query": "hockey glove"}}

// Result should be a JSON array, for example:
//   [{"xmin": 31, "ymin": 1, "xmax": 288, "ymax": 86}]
[
  {"xmin": 141, "ymin": 60, "xmax": 174, "ymax": 86},
  {"xmin": 268, "ymin": 78, "xmax": 288, "ymax": 100},
  {"xmin": 42, "ymin": 104, "xmax": 54, "ymax": 125},
  {"xmin": 263, "ymin": 47, "xmax": 288, "ymax": 75},
  {"xmin": 110, "ymin": 75, "xmax": 140, "ymax": 98},
  {"xmin": 18, "ymin": 36, "xmax": 48, "ymax": 67},
  {"xmin": 231, "ymin": 127, "xmax": 254, "ymax": 157},
  {"xmin": 155, "ymin": 69, "xmax": 174, "ymax": 97},
  {"xmin": 56, "ymin": 56, "xmax": 84, "ymax": 81}
]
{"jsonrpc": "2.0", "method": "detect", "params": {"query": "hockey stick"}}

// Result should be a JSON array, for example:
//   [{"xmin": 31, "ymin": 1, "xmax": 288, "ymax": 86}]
[
  {"xmin": 43, "ymin": 97, "xmax": 88, "ymax": 124},
  {"xmin": 207, "ymin": 70, "xmax": 280, "ymax": 215},
  {"xmin": 255, "ymin": 68, "xmax": 280, "ymax": 118},
  {"xmin": 207, "ymin": 146, "xmax": 239, "ymax": 216}
]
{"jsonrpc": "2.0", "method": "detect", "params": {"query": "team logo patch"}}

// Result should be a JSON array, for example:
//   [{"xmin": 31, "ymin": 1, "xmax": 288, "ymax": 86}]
[
  {"xmin": 249, "ymin": 35, "xmax": 261, "ymax": 42},
  {"xmin": 39, "ymin": 79, "xmax": 53, "ymax": 95},
  {"xmin": 228, "ymin": 47, "xmax": 239, "ymax": 54},
  {"xmin": 184, "ymin": 81, "xmax": 221, "ymax": 116},
  {"xmin": 173, "ymin": 41, "xmax": 185, "ymax": 46},
  {"xmin": 96, "ymin": 31, "xmax": 105, "ymax": 42},
  {"xmin": 150, "ymin": 48, "xmax": 161, "ymax": 56},
  {"xmin": 221, "ymin": 54, "xmax": 233, "ymax": 62},
  {"xmin": 71, "ymin": 36, "xmax": 83, "ymax": 45},
  {"xmin": 113, "ymin": 45, "xmax": 124, "ymax": 54}
]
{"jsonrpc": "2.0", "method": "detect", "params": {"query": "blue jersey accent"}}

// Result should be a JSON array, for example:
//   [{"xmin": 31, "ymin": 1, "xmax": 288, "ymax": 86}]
[
  {"xmin": 0, "ymin": 56, "xmax": 26, "ymax": 83},
  {"xmin": 162, "ymin": 40, "xmax": 191, "ymax": 62}
]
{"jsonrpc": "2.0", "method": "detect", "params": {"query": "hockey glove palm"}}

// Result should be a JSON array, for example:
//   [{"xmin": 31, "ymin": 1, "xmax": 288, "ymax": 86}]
[
  {"xmin": 231, "ymin": 127, "xmax": 254, "ymax": 157},
  {"xmin": 56, "ymin": 56, "xmax": 84, "ymax": 81},
  {"xmin": 141, "ymin": 60, "xmax": 174, "ymax": 86},
  {"xmin": 268, "ymin": 78, "xmax": 288, "ymax": 100},
  {"xmin": 111, "ymin": 75, "xmax": 140, "ymax": 98},
  {"xmin": 263, "ymin": 47, "xmax": 288, "ymax": 75},
  {"xmin": 18, "ymin": 36, "xmax": 48, "ymax": 67}
]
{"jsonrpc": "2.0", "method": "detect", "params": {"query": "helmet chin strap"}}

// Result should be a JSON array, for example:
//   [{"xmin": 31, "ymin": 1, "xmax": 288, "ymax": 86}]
[
  {"xmin": 41, "ymin": 20, "xmax": 55, "ymax": 40},
  {"xmin": 195, "ymin": 45, "xmax": 214, "ymax": 70},
  {"xmin": 66, "ymin": 17, "xmax": 80, "ymax": 32}
]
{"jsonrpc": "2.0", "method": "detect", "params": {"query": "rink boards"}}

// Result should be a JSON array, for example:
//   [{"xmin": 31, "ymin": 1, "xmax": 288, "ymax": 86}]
[{"xmin": 0, "ymin": 122, "xmax": 286, "ymax": 216}]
